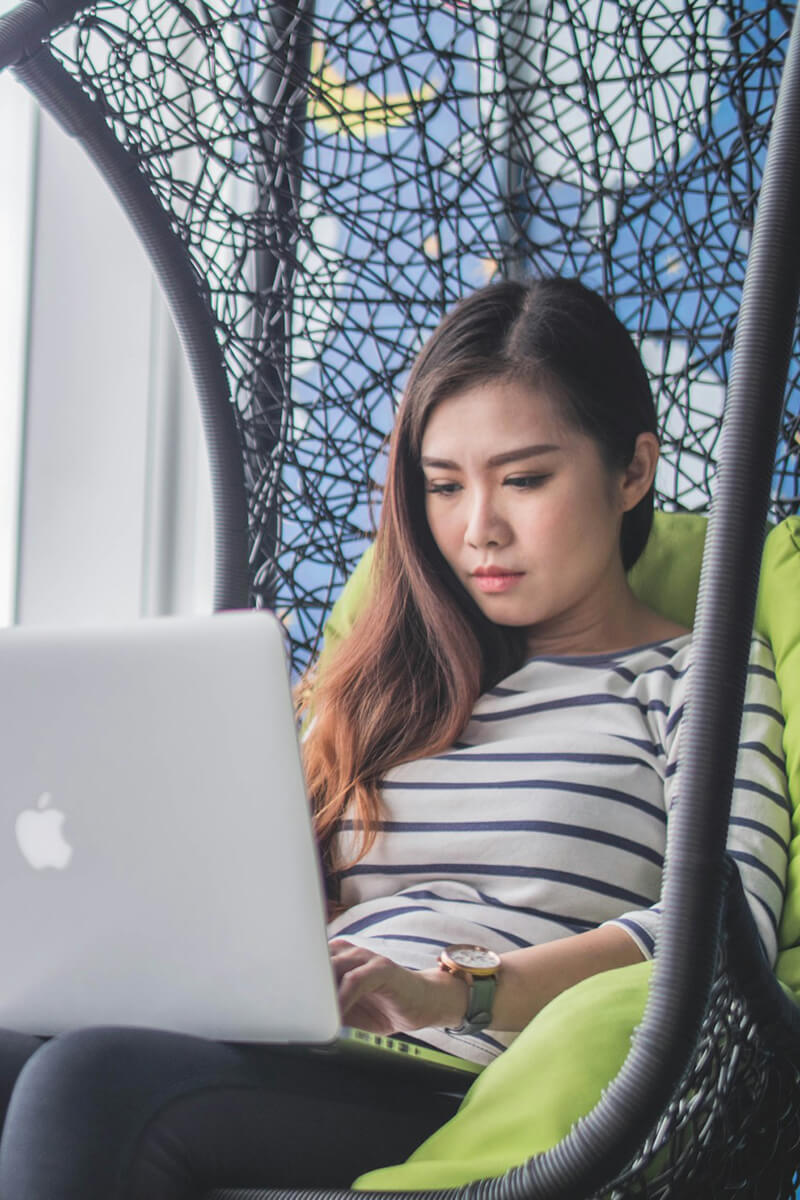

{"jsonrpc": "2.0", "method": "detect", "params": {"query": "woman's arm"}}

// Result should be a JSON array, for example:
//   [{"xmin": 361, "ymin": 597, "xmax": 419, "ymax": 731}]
[{"xmin": 331, "ymin": 924, "xmax": 644, "ymax": 1036}]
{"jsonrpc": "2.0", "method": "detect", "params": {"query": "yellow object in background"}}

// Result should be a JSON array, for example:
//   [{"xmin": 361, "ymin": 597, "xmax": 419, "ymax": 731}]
[{"xmin": 307, "ymin": 42, "xmax": 436, "ymax": 138}]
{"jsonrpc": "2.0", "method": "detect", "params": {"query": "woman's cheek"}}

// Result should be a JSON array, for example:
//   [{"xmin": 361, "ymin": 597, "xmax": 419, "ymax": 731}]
[{"xmin": 431, "ymin": 505, "xmax": 464, "ymax": 558}]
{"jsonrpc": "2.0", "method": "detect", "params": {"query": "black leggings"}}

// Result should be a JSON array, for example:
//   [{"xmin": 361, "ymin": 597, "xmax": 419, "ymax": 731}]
[{"xmin": 0, "ymin": 1027, "xmax": 462, "ymax": 1200}]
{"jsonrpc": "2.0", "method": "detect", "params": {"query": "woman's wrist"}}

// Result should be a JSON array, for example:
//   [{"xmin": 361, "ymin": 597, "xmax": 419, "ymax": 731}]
[{"xmin": 419, "ymin": 965, "xmax": 470, "ymax": 1029}]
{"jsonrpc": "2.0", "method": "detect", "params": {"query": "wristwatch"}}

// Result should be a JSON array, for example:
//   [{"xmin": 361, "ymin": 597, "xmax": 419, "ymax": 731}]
[{"xmin": 438, "ymin": 943, "xmax": 501, "ymax": 1035}]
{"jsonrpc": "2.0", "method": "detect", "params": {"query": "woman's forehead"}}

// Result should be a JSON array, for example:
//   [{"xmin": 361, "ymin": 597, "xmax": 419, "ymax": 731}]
[{"xmin": 420, "ymin": 379, "xmax": 573, "ymax": 458}]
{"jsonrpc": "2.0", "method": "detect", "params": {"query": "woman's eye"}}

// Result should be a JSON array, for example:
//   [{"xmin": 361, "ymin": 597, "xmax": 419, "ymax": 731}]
[
  {"xmin": 425, "ymin": 481, "xmax": 461, "ymax": 495},
  {"xmin": 506, "ymin": 475, "xmax": 550, "ymax": 489}
]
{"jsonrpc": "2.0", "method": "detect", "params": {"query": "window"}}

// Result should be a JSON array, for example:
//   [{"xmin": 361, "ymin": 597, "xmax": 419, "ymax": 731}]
[
  {"xmin": 0, "ymin": 62, "xmax": 212, "ymax": 627},
  {"xmin": 0, "ymin": 64, "xmax": 35, "ymax": 625}
]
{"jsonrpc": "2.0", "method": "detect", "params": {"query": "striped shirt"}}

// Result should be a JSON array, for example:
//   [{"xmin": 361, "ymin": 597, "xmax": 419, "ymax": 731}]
[{"xmin": 327, "ymin": 634, "xmax": 790, "ymax": 1064}]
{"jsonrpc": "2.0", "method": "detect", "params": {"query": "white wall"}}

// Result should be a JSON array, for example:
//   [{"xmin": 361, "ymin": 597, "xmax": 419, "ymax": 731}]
[{"xmin": 3, "ymin": 90, "xmax": 213, "ymax": 627}]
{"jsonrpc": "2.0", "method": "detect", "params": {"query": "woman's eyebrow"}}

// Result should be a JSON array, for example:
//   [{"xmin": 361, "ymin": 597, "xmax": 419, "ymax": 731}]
[{"xmin": 421, "ymin": 443, "xmax": 561, "ymax": 470}]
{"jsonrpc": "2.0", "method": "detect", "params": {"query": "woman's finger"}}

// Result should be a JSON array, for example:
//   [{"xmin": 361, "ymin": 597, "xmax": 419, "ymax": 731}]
[
  {"xmin": 337, "ymin": 955, "xmax": 397, "ymax": 1013},
  {"xmin": 328, "ymin": 941, "xmax": 382, "ymax": 981}
]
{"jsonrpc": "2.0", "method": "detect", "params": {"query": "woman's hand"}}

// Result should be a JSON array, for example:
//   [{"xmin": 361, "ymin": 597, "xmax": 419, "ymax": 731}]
[{"xmin": 330, "ymin": 939, "xmax": 467, "ymax": 1035}]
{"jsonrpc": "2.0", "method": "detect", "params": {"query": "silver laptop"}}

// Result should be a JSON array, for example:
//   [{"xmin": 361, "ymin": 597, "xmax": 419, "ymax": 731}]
[{"xmin": 0, "ymin": 612, "xmax": 480, "ymax": 1084}]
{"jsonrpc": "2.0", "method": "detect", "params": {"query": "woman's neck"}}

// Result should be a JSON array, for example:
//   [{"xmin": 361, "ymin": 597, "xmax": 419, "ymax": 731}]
[{"xmin": 523, "ymin": 583, "xmax": 689, "ymax": 660}]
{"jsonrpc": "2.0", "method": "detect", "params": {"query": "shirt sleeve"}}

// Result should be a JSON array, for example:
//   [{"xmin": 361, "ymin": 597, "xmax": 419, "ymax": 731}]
[{"xmin": 604, "ymin": 634, "xmax": 790, "ymax": 964}]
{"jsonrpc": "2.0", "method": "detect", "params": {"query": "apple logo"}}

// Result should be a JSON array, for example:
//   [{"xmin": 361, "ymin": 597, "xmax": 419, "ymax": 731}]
[{"xmin": 15, "ymin": 793, "xmax": 74, "ymax": 870}]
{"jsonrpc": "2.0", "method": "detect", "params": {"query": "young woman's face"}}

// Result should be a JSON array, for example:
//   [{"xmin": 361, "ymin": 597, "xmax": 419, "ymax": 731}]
[{"xmin": 420, "ymin": 378, "xmax": 644, "ymax": 650}]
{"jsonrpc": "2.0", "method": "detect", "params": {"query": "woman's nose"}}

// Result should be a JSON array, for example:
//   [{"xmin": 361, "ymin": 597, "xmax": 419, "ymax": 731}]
[{"xmin": 464, "ymin": 492, "xmax": 510, "ymax": 549}]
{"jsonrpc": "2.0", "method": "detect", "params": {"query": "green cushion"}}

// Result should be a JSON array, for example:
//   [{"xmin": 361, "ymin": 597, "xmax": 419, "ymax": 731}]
[
  {"xmin": 356, "ymin": 961, "xmax": 652, "ymax": 1189},
  {"xmin": 627, "ymin": 510, "xmax": 707, "ymax": 628},
  {"xmin": 760, "ymin": 519, "xmax": 800, "ymax": 993},
  {"xmin": 336, "ymin": 513, "xmax": 800, "ymax": 1191}
]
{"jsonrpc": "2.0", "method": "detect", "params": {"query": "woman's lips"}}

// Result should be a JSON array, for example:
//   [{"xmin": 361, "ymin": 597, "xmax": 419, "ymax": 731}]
[{"xmin": 472, "ymin": 572, "xmax": 525, "ymax": 594}]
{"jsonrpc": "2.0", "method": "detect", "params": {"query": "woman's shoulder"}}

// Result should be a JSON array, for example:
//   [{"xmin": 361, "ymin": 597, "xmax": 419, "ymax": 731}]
[
  {"xmin": 489, "ymin": 632, "xmax": 692, "ymax": 703},
  {"xmin": 648, "ymin": 617, "xmax": 692, "ymax": 642},
  {"xmin": 619, "ymin": 607, "xmax": 692, "ymax": 649},
  {"xmin": 519, "ymin": 629, "xmax": 692, "ymax": 672}
]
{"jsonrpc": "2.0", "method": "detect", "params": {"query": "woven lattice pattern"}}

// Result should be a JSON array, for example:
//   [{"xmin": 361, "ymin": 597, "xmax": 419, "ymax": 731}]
[
  {"xmin": 589, "ymin": 964, "xmax": 800, "ymax": 1198},
  {"xmin": 46, "ymin": 0, "xmax": 799, "ymax": 672}
]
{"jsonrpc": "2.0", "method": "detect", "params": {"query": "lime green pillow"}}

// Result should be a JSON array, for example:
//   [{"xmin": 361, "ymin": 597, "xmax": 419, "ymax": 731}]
[
  {"xmin": 355, "ymin": 960, "xmax": 653, "ymax": 1189},
  {"xmin": 338, "ymin": 513, "xmax": 800, "ymax": 1191},
  {"xmin": 627, "ymin": 510, "xmax": 707, "ymax": 628},
  {"xmin": 759, "ymin": 519, "xmax": 800, "ymax": 993}
]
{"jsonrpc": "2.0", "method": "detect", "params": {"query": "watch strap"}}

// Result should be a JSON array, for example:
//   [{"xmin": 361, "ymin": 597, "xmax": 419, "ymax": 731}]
[{"xmin": 446, "ymin": 972, "xmax": 497, "ymax": 1035}]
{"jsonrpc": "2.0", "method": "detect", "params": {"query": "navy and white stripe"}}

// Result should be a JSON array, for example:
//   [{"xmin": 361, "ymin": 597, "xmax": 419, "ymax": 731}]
[{"xmin": 327, "ymin": 634, "xmax": 789, "ymax": 1064}]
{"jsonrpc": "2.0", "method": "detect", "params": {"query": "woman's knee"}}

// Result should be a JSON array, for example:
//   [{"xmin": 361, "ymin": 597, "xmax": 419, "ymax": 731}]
[{"xmin": 0, "ymin": 1026, "xmax": 253, "ymax": 1200}]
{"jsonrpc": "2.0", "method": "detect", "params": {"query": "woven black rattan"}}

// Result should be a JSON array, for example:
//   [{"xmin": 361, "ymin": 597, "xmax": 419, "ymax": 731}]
[{"xmin": 2, "ymin": 0, "xmax": 797, "ymax": 672}]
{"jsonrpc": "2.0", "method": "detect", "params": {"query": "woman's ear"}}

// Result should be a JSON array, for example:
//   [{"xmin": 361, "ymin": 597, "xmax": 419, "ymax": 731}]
[{"xmin": 620, "ymin": 433, "xmax": 660, "ymax": 512}]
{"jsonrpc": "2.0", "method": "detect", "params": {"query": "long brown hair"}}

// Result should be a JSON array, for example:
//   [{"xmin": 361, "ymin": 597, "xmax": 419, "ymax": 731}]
[{"xmin": 297, "ymin": 277, "xmax": 657, "ymax": 887}]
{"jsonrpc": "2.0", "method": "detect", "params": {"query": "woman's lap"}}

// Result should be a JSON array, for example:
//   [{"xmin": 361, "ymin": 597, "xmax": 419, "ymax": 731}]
[
  {"xmin": 0, "ymin": 1026, "xmax": 461, "ymax": 1200},
  {"xmin": 0, "ymin": 1029, "xmax": 45, "ymax": 1130}
]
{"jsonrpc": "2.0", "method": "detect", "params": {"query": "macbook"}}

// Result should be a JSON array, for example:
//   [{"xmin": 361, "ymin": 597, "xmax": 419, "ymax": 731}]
[{"xmin": 0, "ymin": 612, "xmax": 480, "ymax": 1086}]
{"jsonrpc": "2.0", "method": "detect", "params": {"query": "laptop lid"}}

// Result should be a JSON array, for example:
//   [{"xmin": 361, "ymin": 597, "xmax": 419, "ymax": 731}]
[{"xmin": 0, "ymin": 611, "xmax": 340, "ymax": 1043}]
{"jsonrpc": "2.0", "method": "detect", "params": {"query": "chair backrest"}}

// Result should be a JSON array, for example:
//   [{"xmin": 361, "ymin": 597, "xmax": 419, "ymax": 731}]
[{"xmin": 2, "ymin": 0, "xmax": 797, "ymax": 675}]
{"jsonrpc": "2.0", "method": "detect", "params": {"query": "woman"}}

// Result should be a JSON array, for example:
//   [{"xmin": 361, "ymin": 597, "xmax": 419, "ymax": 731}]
[
  {"xmin": 0, "ymin": 277, "xmax": 788, "ymax": 1198},
  {"xmin": 310, "ymin": 277, "xmax": 786, "ymax": 1063}
]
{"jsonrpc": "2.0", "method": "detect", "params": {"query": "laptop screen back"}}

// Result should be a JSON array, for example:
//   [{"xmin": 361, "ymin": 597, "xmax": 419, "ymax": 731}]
[{"xmin": 0, "ymin": 611, "xmax": 339, "ymax": 1042}]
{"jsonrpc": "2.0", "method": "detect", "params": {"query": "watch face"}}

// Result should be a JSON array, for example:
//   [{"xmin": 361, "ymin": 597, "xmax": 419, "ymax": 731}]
[{"xmin": 446, "ymin": 944, "xmax": 501, "ymax": 972}]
